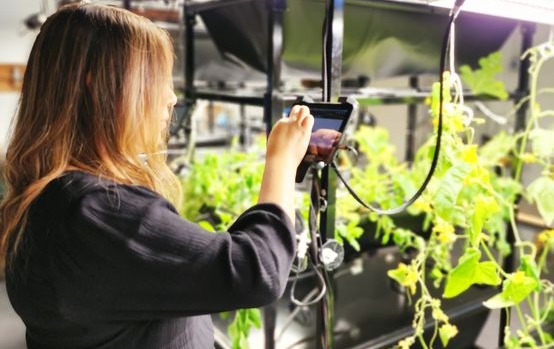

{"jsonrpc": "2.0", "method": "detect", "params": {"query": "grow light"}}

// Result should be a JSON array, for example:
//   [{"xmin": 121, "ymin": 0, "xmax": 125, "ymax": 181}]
[{"xmin": 428, "ymin": 0, "xmax": 554, "ymax": 26}]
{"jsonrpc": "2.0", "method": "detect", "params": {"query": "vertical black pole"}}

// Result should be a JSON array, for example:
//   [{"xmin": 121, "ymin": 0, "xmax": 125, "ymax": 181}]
[
  {"xmin": 498, "ymin": 22, "xmax": 535, "ymax": 348},
  {"xmin": 317, "ymin": 1, "xmax": 344, "ymax": 348},
  {"xmin": 264, "ymin": 0, "xmax": 286, "ymax": 135},
  {"xmin": 239, "ymin": 103, "xmax": 250, "ymax": 148},
  {"xmin": 123, "ymin": 0, "xmax": 131, "ymax": 10},
  {"xmin": 405, "ymin": 76, "xmax": 419, "ymax": 162},
  {"xmin": 263, "ymin": 2, "xmax": 286, "ymax": 349},
  {"xmin": 183, "ymin": 6, "xmax": 196, "ymax": 161}
]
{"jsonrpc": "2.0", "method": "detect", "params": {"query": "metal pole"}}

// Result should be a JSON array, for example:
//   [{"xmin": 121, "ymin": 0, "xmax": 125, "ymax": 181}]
[
  {"xmin": 183, "ymin": 6, "xmax": 197, "ymax": 162},
  {"xmin": 498, "ymin": 21, "xmax": 535, "ymax": 348},
  {"xmin": 317, "ymin": 1, "xmax": 344, "ymax": 348},
  {"xmin": 263, "ymin": 0, "xmax": 286, "ymax": 135},
  {"xmin": 405, "ymin": 76, "xmax": 419, "ymax": 162},
  {"xmin": 263, "ymin": 3, "xmax": 287, "ymax": 348},
  {"xmin": 239, "ymin": 103, "xmax": 250, "ymax": 148}
]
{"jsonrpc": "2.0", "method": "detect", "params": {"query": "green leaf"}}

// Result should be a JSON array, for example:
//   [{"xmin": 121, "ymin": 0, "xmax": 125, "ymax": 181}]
[
  {"xmin": 484, "ymin": 269, "xmax": 539, "ymax": 309},
  {"xmin": 470, "ymin": 195, "xmax": 500, "ymax": 245},
  {"xmin": 443, "ymin": 249, "xmax": 481, "ymax": 298},
  {"xmin": 529, "ymin": 128, "xmax": 554, "ymax": 159},
  {"xmin": 527, "ymin": 176, "xmax": 554, "ymax": 226},
  {"xmin": 460, "ymin": 51, "xmax": 508, "ymax": 100},
  {"xmin": 502, "ymin": 271, "xmax": 538, "ymax": 304},
  {"xmin": 388, "ymin": 263, "xmax": 418, "ymax": 294},
  {"xmin": 519, "ymin": 255, "xmax": 541, "ymax": 291},
  {"xmin": 336, "ymin": 220, "xmax": 364, "ymax": 251},
  {"xmin": 479, "ymin": 132, "xmax": 516, "ymax": 166},
  {"xmin": 392, "ymin": 228, "xmax": 413, "ymax": 248},
  {"xmin": 198, "ymin": 220, "xmax": 216, "ymax": 232},
  {"xmin": 443, "ymin": 249, "xmax": 501, "ymax": 298},
  {"xmin": 247, "ymin": 308, "xmax": 262, "ymax": 329},
  {"xmin": 433, "ymin": 164, "xmax": 471, "ymax": 222},
  {"xmin": 439, "ymin": 324, "xmax": 459, "ymax": 347},
  {"xmin": 492, "ymin": 177, "xmax": 522, "ymax": 207},
  {"xmin": 474, "ymin": 261, "xmax": 502, "ymax": 285},
  {"xmin": 483, "ymin": 293, "xmax": 515, "ymax": 309}
]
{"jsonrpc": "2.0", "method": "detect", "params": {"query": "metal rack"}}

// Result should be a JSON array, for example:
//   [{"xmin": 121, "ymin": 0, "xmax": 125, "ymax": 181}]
[{"xmin": 179, "ymin": 1, "xmax": 536, "ymax": 348}]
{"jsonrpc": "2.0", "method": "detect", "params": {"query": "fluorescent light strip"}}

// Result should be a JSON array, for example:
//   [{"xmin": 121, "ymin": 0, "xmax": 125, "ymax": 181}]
[{"xmin": 429, "ymin": 0, "xmax": 554, "ymax": 25}]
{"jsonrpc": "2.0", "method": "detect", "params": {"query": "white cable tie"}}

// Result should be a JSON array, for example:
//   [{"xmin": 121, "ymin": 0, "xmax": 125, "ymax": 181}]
[{"xmin": 296, "ymin": 230, "xmax": 309, "ymax": 260}]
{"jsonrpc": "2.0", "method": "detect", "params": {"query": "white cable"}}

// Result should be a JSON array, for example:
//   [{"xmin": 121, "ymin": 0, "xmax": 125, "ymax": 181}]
[
  {"xmin": 449, "ymin": 22, "xmax": 456, "ymax": 74},
  {"xmin": 289, "ymin": 257, "xmax": 327, "ymax": 307},
  {"xmin": 474, "ymin": 101, "xmax": 508, "ymax": 125}
]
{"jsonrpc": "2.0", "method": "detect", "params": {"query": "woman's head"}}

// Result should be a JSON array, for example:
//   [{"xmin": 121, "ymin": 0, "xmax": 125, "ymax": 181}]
[
  {"xmin": 23, "ymin": 3, "xmax": 176, "ymax": 171},
  {"xmin": 1, "ymin": 3, "xmax": 181, "ymax": 261}
]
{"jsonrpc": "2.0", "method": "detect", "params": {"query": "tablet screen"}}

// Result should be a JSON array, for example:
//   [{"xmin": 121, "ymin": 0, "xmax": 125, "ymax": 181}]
[{"xmin": 303, "ymin": 104, "xmax": 351, "ymax": 163}]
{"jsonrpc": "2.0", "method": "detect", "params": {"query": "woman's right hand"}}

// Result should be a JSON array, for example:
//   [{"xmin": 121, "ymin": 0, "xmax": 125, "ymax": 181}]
[
  {"xmin": 265, "ymin": 105, "xmax": 314, "ymax": 168},
  {"xmin": 258, "ymin": 106, "xmax": 314, "ymax": 226}
]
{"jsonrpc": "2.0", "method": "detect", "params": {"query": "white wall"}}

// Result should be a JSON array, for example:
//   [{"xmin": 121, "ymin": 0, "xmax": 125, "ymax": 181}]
[{"xmin": 0, "ymin": 0, "xmax": 46, "ymax": 154}]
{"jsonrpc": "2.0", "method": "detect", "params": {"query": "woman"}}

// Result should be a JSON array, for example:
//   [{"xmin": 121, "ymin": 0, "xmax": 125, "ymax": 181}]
[{"xmin": 0, "ymin": 3, "xmax": 313, "ymax": 348}]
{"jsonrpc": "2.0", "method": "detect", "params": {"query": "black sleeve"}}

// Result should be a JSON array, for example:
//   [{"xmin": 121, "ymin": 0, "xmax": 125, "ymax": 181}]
[{"xmin": 55, "ymin": 184, "xmax": 296, "ymax": 320}]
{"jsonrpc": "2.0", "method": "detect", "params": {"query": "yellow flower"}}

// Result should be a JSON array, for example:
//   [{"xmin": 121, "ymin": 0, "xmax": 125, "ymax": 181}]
[
  {"xmin": 389, "ymin": 263, "xmax": 419, "ymax": 295},
  {"xmin": 462, "ymin": 145, "xmax": 479, "ymax": 164},
  {"xmin": 414, "ymin": 198, "xmax": 432, "ymax": 213},
  {"xmin": 433, "ymin": 219, "xmax": 457, "ymax": 244},
  {"xmin": 537, "ymin": 229, "xmax": 553, "ymax": 243}
]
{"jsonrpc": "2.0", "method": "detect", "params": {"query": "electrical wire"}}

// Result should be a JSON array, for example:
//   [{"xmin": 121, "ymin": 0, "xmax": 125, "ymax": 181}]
[
  {"xmin": 331, "ymin": 1, "xmax": 466, "ymax": 216},
  {"xmin": 289, "ymin": 254, "xmax": 327, "ymax": 307}
]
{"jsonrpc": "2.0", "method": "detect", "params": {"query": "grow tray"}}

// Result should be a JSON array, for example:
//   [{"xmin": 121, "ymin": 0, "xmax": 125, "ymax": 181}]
[{"xmin": 213, "ymin": 245, "xmax": 495, "ymax": 349}]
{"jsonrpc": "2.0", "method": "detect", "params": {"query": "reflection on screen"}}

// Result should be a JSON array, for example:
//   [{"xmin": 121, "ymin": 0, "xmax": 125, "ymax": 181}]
[
  {"xmin": 308, "ymin": 117, "xmax": 344, "ymax": 163},
  {"xmin": 313, "ymin": 118, "xmax": 343, "ymax": 132},
  {"xmin": 285, "ymin": 104, "xmax": 349, "ymax": 163}
]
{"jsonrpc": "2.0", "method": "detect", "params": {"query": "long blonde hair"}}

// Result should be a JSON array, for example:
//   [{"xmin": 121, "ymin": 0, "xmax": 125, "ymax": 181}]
[{"xmin": 0, "ymin": 3, "xmax": 182, "ymax": 264}]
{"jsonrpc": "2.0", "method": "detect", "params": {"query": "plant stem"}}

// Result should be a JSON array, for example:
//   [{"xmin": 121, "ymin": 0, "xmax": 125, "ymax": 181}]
[
  {"xmin": 429, "ymin": 320, "xmax": 439, "ymax": 348},
  {"xmin": 514, "ymin": 53, "xmax": 544, "ymax": 182},
  {"xmin": 530, "ymin": 292, "xmax": 547, "ymax": 345},
  {"xmin": 508, "ymin": 208, "xmax": 523, "ymax": 246},
  {"xmin": 515, "ymin": 304, "xmax": 532, "ymax": 340},
  {"xmin": 418, "ymin": 335, "xmax": 430, "ymax": 349},
  {"xmin": 538, "ymin": 246, "xmax": 550, "ymax": 273},
  {"xmin": 480, "ymin": 240, "xmax": 510, "ymax": 278}
]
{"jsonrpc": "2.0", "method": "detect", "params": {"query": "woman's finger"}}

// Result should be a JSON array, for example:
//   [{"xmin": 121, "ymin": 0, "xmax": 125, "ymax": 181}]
[
  {"xmin": 300, "ymin": 112, "xmax": 314, "ymax": 131},
  {"xmin": 295, "ymin": 106, "xmax": 311, "ymax": 127},
  {"xmin": 288, "ymin": 105, "xmax": 300, "ymax": 121}
]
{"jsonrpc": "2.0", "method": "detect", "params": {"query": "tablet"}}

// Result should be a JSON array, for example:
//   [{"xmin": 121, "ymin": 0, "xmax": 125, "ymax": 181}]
[{"xmin": 290, "ymin": 97, "xmax": 356, "ymax": 182}]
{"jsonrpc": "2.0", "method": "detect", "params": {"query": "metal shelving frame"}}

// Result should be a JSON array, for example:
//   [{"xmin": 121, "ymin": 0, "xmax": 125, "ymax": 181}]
[{"xmin": 179, "ymin": 1, "xmax": 536, "ymax": 348}]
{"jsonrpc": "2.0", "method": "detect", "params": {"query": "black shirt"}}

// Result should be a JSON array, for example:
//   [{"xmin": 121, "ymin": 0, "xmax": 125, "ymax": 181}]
[{"xmin": 6, "ymin": 171, "xmax": 296, "ymax": 348}]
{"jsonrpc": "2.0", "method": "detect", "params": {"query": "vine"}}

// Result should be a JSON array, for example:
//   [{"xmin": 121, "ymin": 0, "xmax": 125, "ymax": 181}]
[
  {"xmin": 175, "ymin": 44, "xmax": 554, "ymax": 348},
  {"xmin": 336, "ymin": 47, "xmax": 554, "ymax": 348}
]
